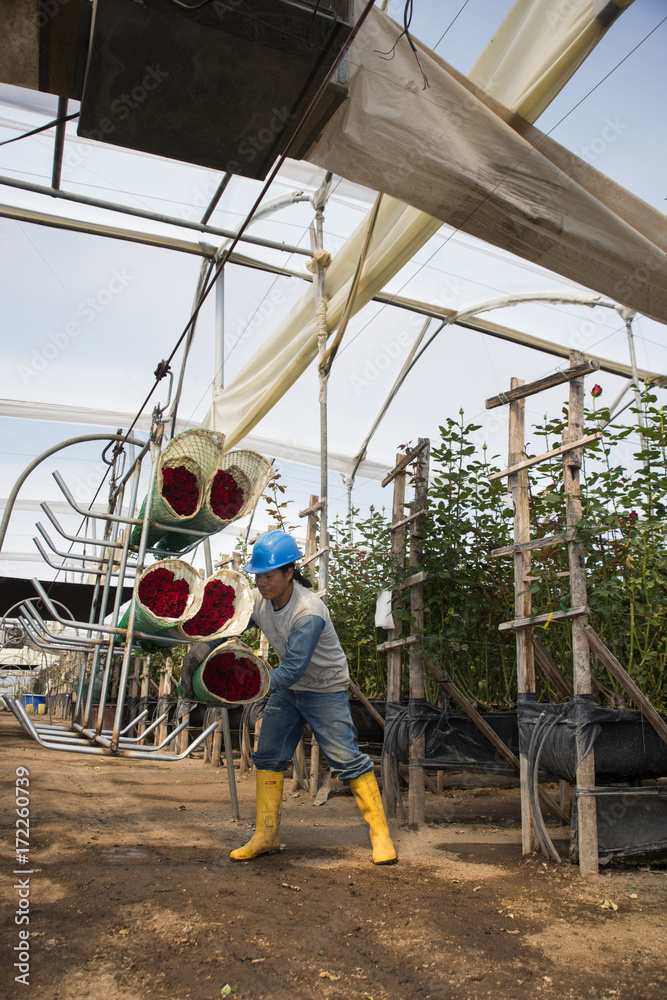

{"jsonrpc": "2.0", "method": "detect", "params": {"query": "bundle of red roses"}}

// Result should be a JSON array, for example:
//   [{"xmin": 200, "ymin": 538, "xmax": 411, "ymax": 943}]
[
  {"xmin": 209, "ymin": 469, "xmax": 244, "ymax": 520},
  {"xmin": 137, "ymin": 567, "xmax": 190, "ymax": 619},
  {"xmin": 181, "ymin": 580, "xmax": 236, "ymax": 637},
  {"xmin": 161, "ymin": 465, "xmax": 199, "ymax": 516},
  {"xmin": 202, "ymin": 651, "xmax": 262, "ymax": 702}
]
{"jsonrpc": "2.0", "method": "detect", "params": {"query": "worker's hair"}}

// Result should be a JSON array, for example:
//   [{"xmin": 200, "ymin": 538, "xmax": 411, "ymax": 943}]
[{"xmin": 279, "ymin": 562, "xmax": 313, "ymax": 589}]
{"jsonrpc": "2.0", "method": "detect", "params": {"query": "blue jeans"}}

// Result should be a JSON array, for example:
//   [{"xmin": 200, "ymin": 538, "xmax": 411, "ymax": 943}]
[{"xmin": 252, "ymin": 689, "xmax": 374, "ymax": 784}]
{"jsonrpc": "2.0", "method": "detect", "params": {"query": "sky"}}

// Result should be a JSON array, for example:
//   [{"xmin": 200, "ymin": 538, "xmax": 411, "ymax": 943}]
[{"xmin": 0, "ymin": 0, "xmax": 666, "ymax": 585}]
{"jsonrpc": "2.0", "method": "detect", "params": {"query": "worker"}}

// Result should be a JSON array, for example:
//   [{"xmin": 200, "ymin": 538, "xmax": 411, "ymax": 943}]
[{"xmin": 230, "ymin": 529, "xmax": 397, "ymax": 865}]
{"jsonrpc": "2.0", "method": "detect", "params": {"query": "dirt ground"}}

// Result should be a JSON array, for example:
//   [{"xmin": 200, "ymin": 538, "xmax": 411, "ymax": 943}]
[{"xmin": 1, "ymin": 711, "xmax": 666, "ymax": 1000}]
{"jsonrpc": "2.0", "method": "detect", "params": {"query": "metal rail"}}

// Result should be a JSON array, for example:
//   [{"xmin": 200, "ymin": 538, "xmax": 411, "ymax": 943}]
[{"xmin": 6, "ymin": 697, "xmax": 220, "ymax": 761}]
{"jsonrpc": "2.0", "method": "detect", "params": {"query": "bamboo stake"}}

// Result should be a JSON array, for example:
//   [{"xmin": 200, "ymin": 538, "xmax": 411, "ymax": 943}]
[
  {"xmin": 383, "ymin": 455, "xmax": 407, "ymax": 816},
  {"xmin": 585, "ymin": 626, "xmax": 667, "ymax": 747},
  {"xmin": 565, "ymin": 350, "xmax": 598, "ymax": 876},
  {"xmin": 509, "ymin": 378, "xmax": 538, "ymax": 853},
  {"xmin": 408, "ymin": 440, "xmax": 429, "ymax": 828}
]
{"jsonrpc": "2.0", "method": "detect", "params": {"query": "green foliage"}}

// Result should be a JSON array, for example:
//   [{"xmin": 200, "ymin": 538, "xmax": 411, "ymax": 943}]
[
  {"xmin": 327, "ymin": 507, "xmax": 395, "ymax": 697},
  {"xmin": 325, "ymin": 396, "xmax": 667, "ymax": 711},
  {"xmin": 420, "ymin": 412, "xmax": 516, "ymax": 706}
]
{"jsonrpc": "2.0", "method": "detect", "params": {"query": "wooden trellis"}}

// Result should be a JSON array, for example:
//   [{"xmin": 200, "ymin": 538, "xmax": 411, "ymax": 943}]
[
  {"xmin": 378, "ymin": 439, "xmax": 430, "ymax": 827},
  {"xmin": 487, "ymin": 349, "xmax": 667, "ymax": 873}
]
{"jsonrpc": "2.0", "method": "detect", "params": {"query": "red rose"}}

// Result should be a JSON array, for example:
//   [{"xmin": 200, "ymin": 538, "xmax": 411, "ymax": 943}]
[
  {"xmin": 161, "ymin": 465, "xmax": 199, "ymax": 516},
  {"xmin": 182, "ymin": 580, "xmax": 237, "ymax": 636},
  {"xmin": 202, "ymin": 651, "xmax": 261, "ymax": 701},
  {"xmin": 139, "ymin": 568, "xmax": 190, "ymax": 619},
  {"xmin": 591, "ymin": 384, "xmax": 602, "ymax": 398},
  {"xmin": 210, "ymin": 470, "xmax": 244, "ymax": 520}
]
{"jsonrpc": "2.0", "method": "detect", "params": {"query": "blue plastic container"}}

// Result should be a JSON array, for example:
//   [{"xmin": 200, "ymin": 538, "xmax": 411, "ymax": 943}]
[{"xmin": 23, "ymin": 695, "xmax": 47, "ymax": 711}]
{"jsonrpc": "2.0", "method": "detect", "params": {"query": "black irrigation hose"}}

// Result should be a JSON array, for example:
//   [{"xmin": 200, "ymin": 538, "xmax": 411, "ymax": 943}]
[
  {"xmin": 381, "ymin": 705, "xmax": 409, "ymax": 819},
  {"xmin": 526, "ymin": 707, "xmax": 568, "ymax": 863}
]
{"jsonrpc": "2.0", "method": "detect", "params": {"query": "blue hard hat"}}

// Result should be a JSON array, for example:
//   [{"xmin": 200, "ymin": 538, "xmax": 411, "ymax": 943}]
[{"xmin": 244, "ymin": 530, "xmax": 304, "ymax": 574}]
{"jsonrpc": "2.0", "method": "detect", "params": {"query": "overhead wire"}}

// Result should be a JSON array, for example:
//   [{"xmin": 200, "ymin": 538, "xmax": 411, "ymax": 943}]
[{"xmin": 0, "ymin": 111, "xmax": 79, "ymax": 147}]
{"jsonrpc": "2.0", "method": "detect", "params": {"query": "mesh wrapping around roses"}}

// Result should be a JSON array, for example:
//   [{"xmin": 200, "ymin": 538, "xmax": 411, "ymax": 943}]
[
  {"xmin": 195, "ymin": 640, "xmax": 270, "ymax": 705},
  {"xmin": 174, "ymin": 568, "xmax": 253, "ymax": 641},
  {"xmin": 129, "ymin": 429, "xmax": 226, "ymax": 548},
  {"xmin": 122, "ymin": 559, "xmax": 204, "ymax": 639},
  {"xmin": 155, "ymin": 449, "xmax": 272, "ymax": 553}
]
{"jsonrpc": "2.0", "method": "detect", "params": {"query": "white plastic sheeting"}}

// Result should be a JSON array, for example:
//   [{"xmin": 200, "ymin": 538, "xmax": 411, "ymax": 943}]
[
  {"xmin": 307, "ymin": 5, "xmax": 667, "ymax": 320},
  {"xmin": 205, "ymin": 0, "xmax": 662, "ymax": 446},
  {"xmin": 471, "ymin": 0, "xmax": 634, "ymax": 121}
]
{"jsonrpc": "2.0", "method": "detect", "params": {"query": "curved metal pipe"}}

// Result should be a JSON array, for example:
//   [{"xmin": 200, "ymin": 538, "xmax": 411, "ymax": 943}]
[
  {"xmin": 0, "ymin": 433, "xmax": 145, "ymax": 556},
  {"xmin": 8, "ymin": 697, "xmax": 220, "ymax": 761}
]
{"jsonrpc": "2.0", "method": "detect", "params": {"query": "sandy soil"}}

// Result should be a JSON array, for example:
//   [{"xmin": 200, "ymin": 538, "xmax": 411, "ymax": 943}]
[{"xmin": 1, "ymin": 711, "xmax": 666, "ymax": 1000}]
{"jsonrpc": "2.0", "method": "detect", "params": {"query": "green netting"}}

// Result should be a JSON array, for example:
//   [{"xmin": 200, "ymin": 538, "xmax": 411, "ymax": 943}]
[
  {"xmin": 129, "ymin": 429, "xmax": 226, "ymax": 548},
  {"xmin": 155, "ymin": 449, "xmax": 272, "ymax": 553}
]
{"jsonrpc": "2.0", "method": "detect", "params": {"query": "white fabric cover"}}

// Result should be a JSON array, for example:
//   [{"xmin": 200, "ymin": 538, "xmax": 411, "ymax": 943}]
[
  {"xmin": 470, "ymin": 0, "xmax": 633, "ymax": 121},
  {"xmin": 206, "ymin": 1, "xmax": 661, "ymax": 446}
]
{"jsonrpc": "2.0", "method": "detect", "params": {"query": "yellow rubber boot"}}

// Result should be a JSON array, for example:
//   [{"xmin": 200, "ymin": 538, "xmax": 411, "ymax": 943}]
[
  {"xmin": 349, "ymin": 771, "xmax": 397, "ymax": 865},
  {"xmin": 230, "ymin": 770, "xmax": 284, "ymax": 861}
]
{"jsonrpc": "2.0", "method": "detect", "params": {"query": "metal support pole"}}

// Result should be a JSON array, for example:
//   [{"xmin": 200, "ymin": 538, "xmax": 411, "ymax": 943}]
[
  {"xmin": 383, "ymin": 457, "xmax": 407, "ymax": 817},
  {"xmin": 51, "ymin": 97, "xmax": 68, "ymax": 190},
  {"xmin": 621, "ymin": 309, "xmax": 647, "ymax": 460},
  {"xmin": 214, "ymin": 269, "xmax": 225, "ymax": 391},
  {"xmin": 95, "ymin": 463, "xmax": 142, "ymax": 734},
  {"xmin": 110, "ymin": 438, "xmax": 162, "ymax": 750},
  {"xmin": 221, "ymin": 707, "xmax": 240, "ymax": 819}
]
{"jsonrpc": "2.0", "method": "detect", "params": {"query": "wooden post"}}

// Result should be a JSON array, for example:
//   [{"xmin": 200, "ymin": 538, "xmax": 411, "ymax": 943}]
[
  {"xmin": 179, "ymin": 713, "xmax": 190, "ymax": 754},
  {"xmin": 211, "ymin": 717, "xmax": 223, "ymax": 768},
  {"xmin": 509, "ymin": 378, "xmax": 538, "ymax": 854},
  {"xmin": 408, "ymin": 440, "xmax": 429, "ymax": 828},
  {"xmin": 565, "ymin": 350, "xmax": 598, "ymax": 876},
  {"xmin": 138, "ymin": 657, "xmax": 150, "ymax": 742},
  {"xmin": 157, "ymin": 662, "xmax": 168, "ymax": 745},
  {"xmin": 383, "ymin": 455, "xmax": 407, "ymax": 816}
]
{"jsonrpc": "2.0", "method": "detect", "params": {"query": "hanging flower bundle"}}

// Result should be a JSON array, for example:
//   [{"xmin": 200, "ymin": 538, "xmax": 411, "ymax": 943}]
[
  {"xmin": 119, "ymin": 559, "xmax": 204, "ymax": 645},
  {"xmin": 130, "ymin": 429, "xmax": 226, "ymax": 549},
  {"xmin": 175, "ymin": 568, "xmax": 253, "ymax": 642},
  {"xmin": 204, "ymin": 652, "xmax": 261, "ymax": 701},
  {"xmin": 155, "ymin": 448, "xmax": 272, "ymax": 553},
  {"xmin": 192, "ymin": 639, "xmax": 270, "ymax": 705}
]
